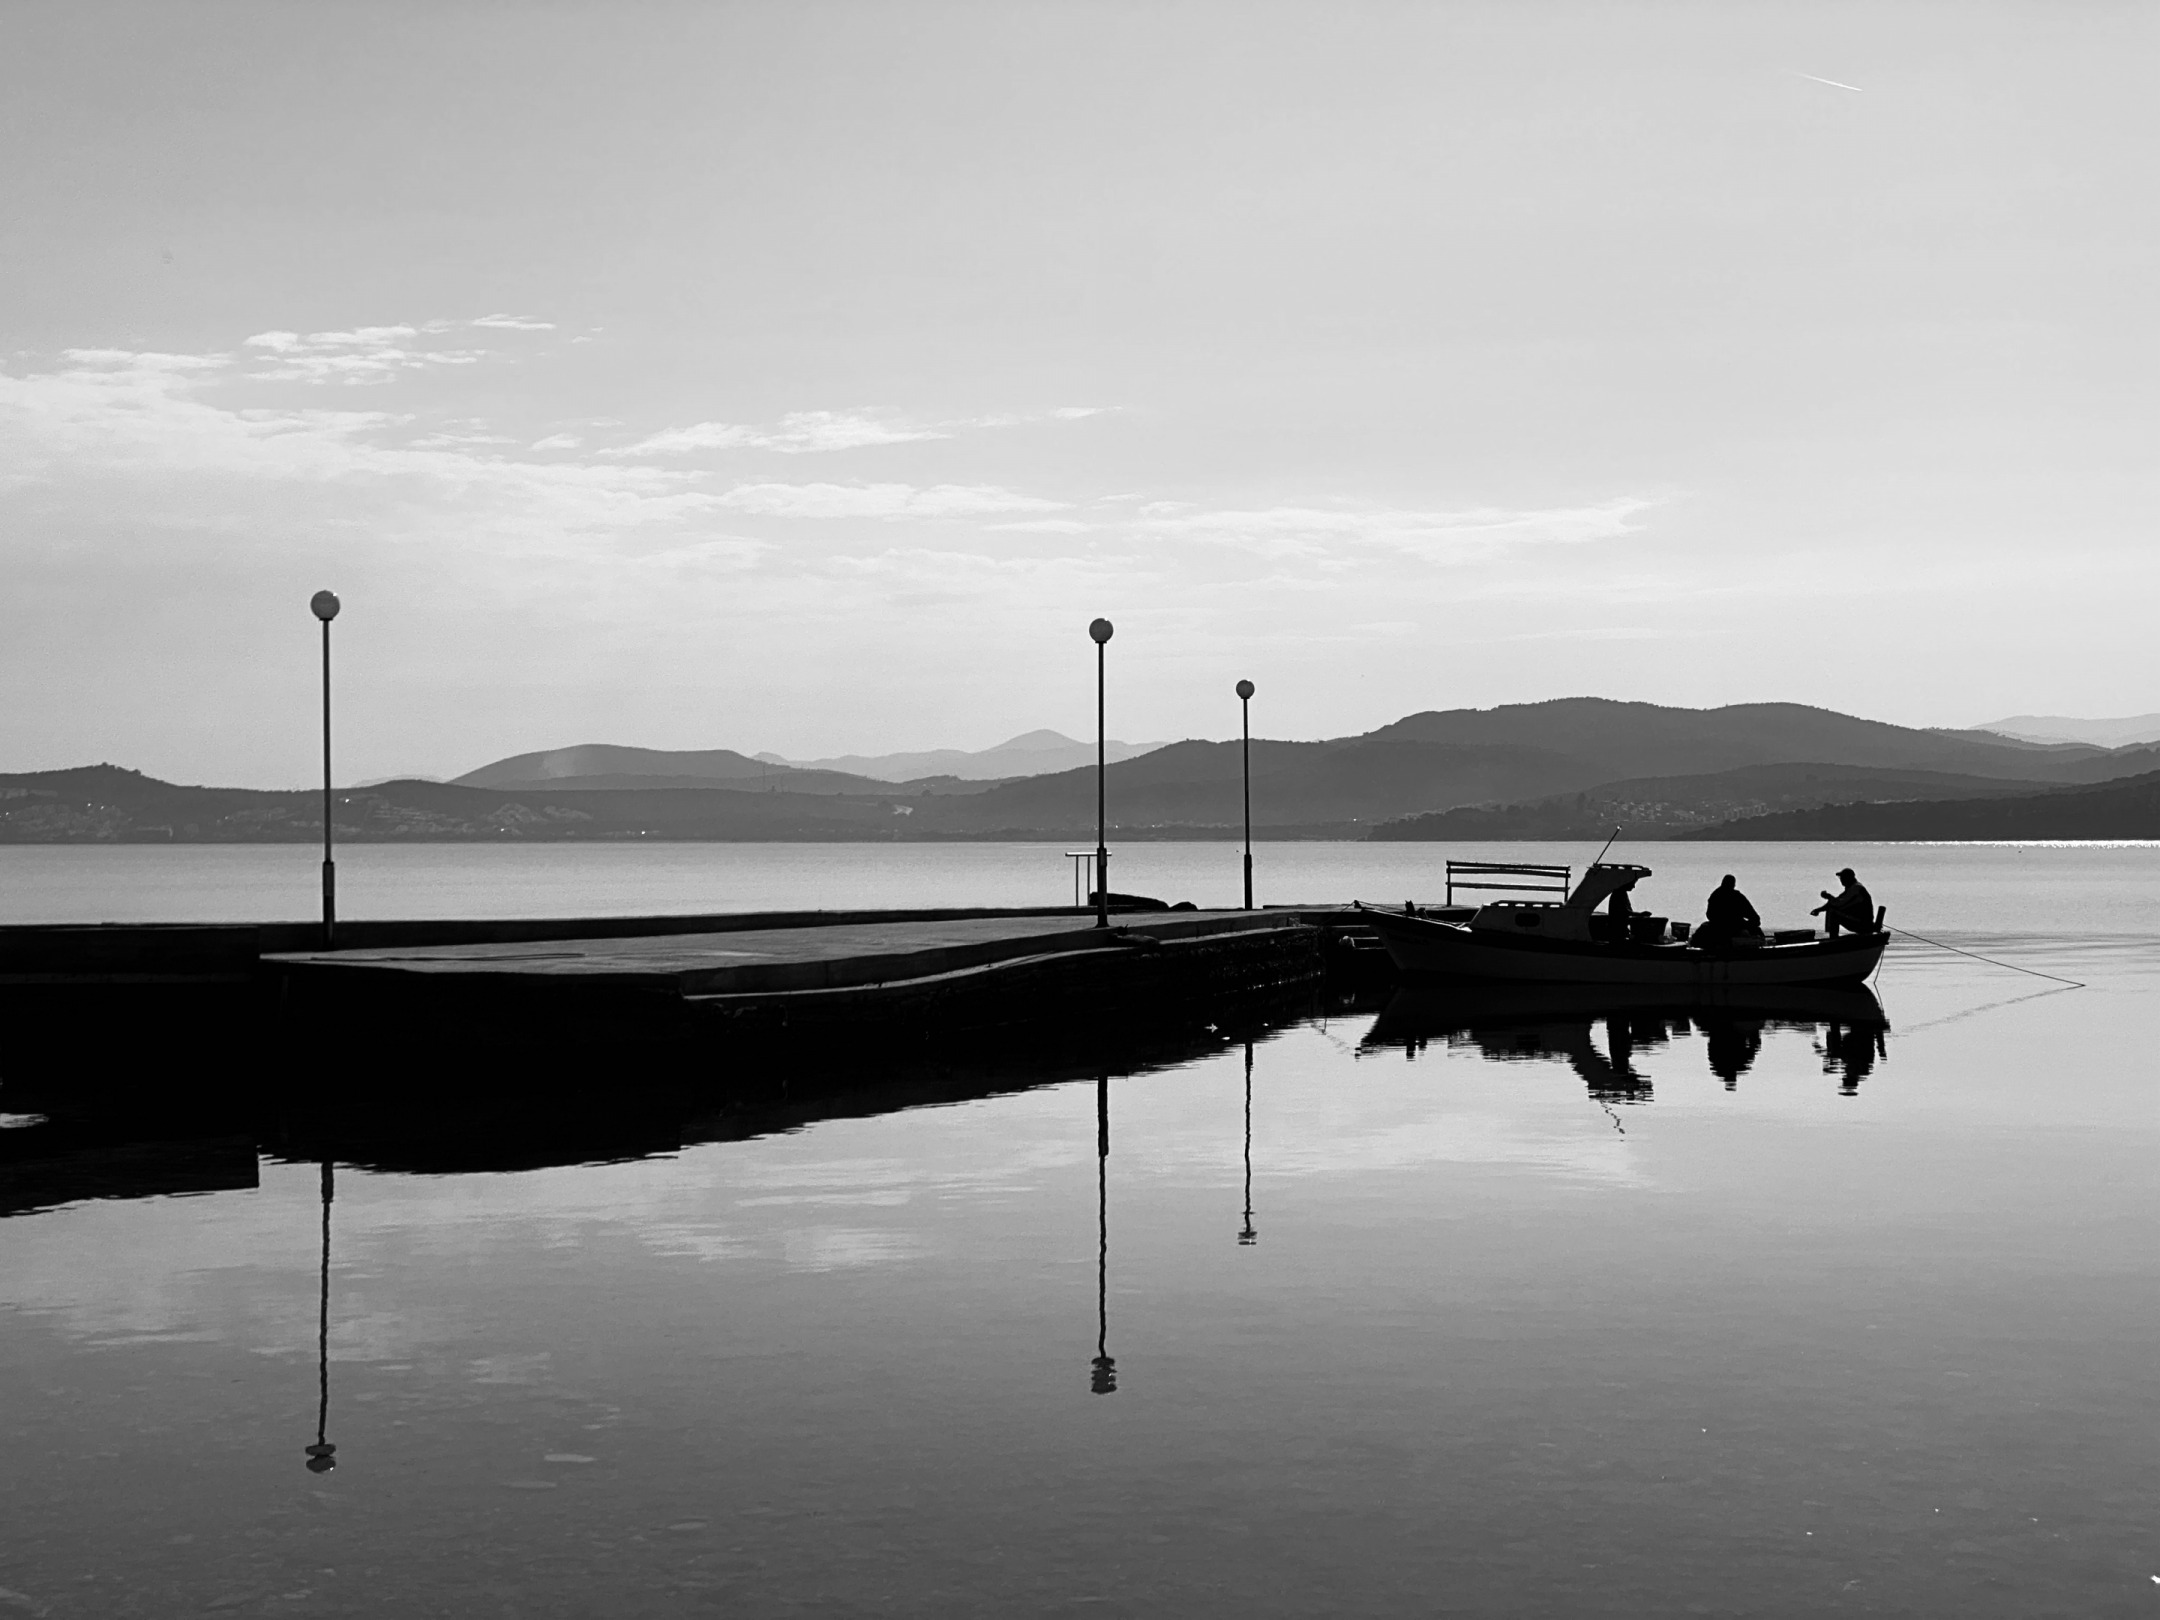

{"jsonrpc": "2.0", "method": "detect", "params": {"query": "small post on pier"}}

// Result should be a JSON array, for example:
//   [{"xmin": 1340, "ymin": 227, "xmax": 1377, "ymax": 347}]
[
  {"xmin": 1235, "ymin": 679, "xmax": 1255, "ymax": 910},
  {"xmin": 1089, "ymin": 618, "xmax": 1114, "ymax": 928},
  {"xmin": 310, "ymin": 590, "xmax": 341, "ymax": 949}
]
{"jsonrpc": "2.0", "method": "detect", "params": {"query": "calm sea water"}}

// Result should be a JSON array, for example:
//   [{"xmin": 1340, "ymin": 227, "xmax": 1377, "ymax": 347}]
[
  {"xmin": 4, "ymin": 839, "xmax": 2158, "ymax": 942},
  {"xmin": 2, "ymin": 843, "xmax": 2155, "ymax": 1615}
]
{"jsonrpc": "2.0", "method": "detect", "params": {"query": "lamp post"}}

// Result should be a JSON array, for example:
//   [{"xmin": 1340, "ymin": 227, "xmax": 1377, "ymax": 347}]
[
  {"xmin": 1088, "ymin": 618, "xmax": 1114, "ymax": 928},
  {"xmin": 310, "ymin": 591, "xmax": 340, "ymax": 949},
  {"xmin": 1235, "ymin": 679, "xmax": 1255, "ymax": 910}
]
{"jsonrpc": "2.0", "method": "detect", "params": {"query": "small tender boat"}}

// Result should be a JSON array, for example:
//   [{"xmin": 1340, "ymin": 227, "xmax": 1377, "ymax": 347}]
[{"xmin": 1358, "ymin": 861, "xmax": 1886, "ymax": 986}]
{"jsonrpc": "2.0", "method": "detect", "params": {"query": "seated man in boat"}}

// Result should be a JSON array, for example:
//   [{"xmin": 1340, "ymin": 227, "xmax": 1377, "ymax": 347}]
[
  {"xmin": 1811, "ymin": 867, "xmax": 1876, "ymax": 936},
  {"xmin": 1694, "ymin": 874, "xmax": 1762, "ymax": 949}
]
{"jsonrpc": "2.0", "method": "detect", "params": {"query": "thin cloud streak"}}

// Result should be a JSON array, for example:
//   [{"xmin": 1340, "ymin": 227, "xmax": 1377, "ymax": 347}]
[
  {"xmin": 611, "ymin": 406, "xmax": 1115, "ymax": 458},
  {"xmin": 713, "ymin": 482, "xmax": 1067, "ymax": 519}
]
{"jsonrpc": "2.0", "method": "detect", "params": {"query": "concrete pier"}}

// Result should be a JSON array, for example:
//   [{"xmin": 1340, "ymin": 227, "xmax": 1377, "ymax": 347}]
[
  {"xmin": 270, "ymin": 908, "xmax": 1335, "ymax": 1047},
  {"xmin": 2, "ymin": 905, "xmax": 1379, "ymax": 1061}
]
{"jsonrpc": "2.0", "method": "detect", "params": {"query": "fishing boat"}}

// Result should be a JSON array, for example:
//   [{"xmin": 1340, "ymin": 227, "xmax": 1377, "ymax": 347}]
[{"xmin": 1357, "ymin": 860, "xmax": 1886, "ymax": 986}]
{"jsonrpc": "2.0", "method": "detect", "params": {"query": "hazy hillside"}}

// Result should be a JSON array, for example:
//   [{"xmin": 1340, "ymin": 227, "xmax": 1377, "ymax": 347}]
[
  {"xmin": 1975, "ymin": 713, "xmax": 2160, "ymax": 749},
  {"xmin": 756, "ymin": 729, "xmax": 1166, "ymax": 783},
  {"xmin": 463, "ymin": 768, "xmax": 1000, "ymax": 798},
  {"xmin": 905, "ymin": 699, "xmax": 2136, "ymax": 836},
  {"xmin": 454, "ymin": 744, "xmax": 826, "ymax": 789},
  {"xmin": 911, "ymin": 737, "xmax": 1597, "ymax": 834},
  {"xmin": 1370, "ymin": 763, "xmax": 2045, "ymax": 842},
  {"xmin": 16, "ymin": 700, "xmax": 2160, "ymax": 844},
  {"xmin": 1364, "ymin": 699, "xmax": 2105, "ymax": 782},
  {"xmin": 1675, "ymin": 769, "xmax": 2160, "ymax": 841},
  {"xmin": 0, "ymin": 765, "xmax": 912, "ymax": 842}
]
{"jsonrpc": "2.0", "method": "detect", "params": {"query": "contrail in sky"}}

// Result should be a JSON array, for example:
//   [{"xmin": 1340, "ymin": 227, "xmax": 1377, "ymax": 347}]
[{"xmin": 1794, "ymin": 71, "xmax": 1864, "ymax": 92}]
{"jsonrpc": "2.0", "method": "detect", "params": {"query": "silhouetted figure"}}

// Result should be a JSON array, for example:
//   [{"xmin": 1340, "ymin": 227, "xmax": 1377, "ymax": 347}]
[
  {"xmin": 1543, "ymin": 1017, "xmax": 1653, "ymax": 1101},
  {"xmin": 1819, "ymin": 1019, "xmax": 1887, "ymax": 1093},
  {"xmin": 1091, "ymin": 1075, "xmax": 1117, "ymax": 1395},
  {"xmin": 1700, "ymin": 1013, "xmax": 1763, "ymax": 1088},
  {"xmin": 1239, "ymin": 1041, "xmax": 1257, "ymax": 1247},
  {"xmin": 1590, "ymin": 1015, "xmax": 1652, "ymax": 1100},
  {"xmin": 305, "ymin": 1161, "xmax": 337, "ymax": 1473},
  {"xmin": 1811, "ymin": 867, "xmax": 1876, "ymax": 936},
  {"xmin": 1695, "ymin": 875, "xmax": 1762, "ymax": 949}
]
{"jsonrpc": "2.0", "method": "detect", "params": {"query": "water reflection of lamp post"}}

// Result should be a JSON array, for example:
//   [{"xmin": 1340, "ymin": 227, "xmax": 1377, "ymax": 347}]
[
  {"xmin": 1090, "ymin": 1073, "xmax": 1117, "ymax": 1394},
  {"xmin": 310, "ymin": 590, "xmax": 341, "ymax": 950},
  {"xmin": 1238, "ymin": 1039, "xmax": 1257, "ymax": 1246},
  {"xmin": 1088, "ymin": 619, "xmax": 1114, "ymax": 928},
  {"xmin": 304, "ymin": 1160, "xmax": 338, "ymax": 1473},
  {"xmin": 1235, "ymin": 680, "xmax": 1254, "ymax": 910}
]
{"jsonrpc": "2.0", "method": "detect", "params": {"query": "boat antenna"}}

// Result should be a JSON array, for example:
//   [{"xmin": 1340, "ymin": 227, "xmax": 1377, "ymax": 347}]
[{"xmin": 1589, "ymin": 823, "xmax": 1623, "ymax": 868}]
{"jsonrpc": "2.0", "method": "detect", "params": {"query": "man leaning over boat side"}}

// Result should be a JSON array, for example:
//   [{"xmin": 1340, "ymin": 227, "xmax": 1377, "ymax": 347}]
[
  {"xmin": 1811, "ymin": 867, "xmax": 1875, "ymax": 937},
  {"xmin": 1694, "ymin": 874, "xmax": 1762, "ymax": 949}
]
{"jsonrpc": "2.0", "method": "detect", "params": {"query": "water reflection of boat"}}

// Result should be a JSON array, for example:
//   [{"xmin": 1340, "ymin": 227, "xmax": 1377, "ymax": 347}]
[
  {"xmin": 1363, "ymin": 984, "xmax": 1890, "ymax": 1096},
  {"xmin": 1358, "ymin": 862, "xmax": 1887, "ymax": 986}
]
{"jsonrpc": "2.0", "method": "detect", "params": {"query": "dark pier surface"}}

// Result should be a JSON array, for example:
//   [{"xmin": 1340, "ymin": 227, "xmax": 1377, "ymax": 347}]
[
  {"xmin": 2, "ymin": 904, "xmax": 1387, "ymax": 1066},
  {"xmin": 273, "ymin": 908, "xmax": 1296, "ymax": 993},
  {"xmin": 0, "ymin": 905, "xmax": 1387, "ymax": 1206},
  {"xmin": 271, "ymin": 907, "xmax": 1342, "ymax": 1048}
]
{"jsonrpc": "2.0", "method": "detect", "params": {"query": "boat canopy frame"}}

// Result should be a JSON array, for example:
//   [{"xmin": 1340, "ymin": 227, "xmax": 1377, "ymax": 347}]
[{"xmin": 1445, "ymin": 860, "xmax": 1572, "ymax": 908}]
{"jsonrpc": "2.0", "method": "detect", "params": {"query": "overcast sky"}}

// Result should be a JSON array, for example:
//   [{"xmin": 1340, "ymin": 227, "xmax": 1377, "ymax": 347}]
[{"xmin": 3, "ymin": 1, "xmax": 2153, "ymax": 787}]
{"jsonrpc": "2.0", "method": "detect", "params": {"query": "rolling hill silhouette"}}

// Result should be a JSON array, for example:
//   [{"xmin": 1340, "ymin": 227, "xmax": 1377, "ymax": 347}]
[{"xmin": 8, "ymin": 701, "xmax": 2155, "ymax": 843}]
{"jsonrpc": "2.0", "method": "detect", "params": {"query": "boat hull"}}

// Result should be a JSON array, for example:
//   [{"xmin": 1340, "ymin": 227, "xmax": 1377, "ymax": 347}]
[{"xmin": 1360, "ymin": 907, "xmax": 1885, "ymax": 987}]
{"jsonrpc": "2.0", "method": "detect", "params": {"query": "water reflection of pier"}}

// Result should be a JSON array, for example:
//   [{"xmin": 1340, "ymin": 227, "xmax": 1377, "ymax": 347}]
[
  {"xmin": 1363, "ymin": 984, "xmax": 1890, "ymax": 1097},
  {"xmin": 306, "ymin": 1161, "xmax": 337, "ymax": 1474},
  {"xmin": 1091, "ymin": 1074, "xmax": 1116, "ymax": 1395}
]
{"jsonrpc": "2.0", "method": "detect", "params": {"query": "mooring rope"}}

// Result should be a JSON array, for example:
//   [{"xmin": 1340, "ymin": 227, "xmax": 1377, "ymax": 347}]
[{"xmin": 1888, "ymin": 925, "xmax": 2086, "ymax": 989}]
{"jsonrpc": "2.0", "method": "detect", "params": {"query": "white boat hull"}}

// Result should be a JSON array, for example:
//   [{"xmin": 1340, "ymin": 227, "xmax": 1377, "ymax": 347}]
[{"xmin": 1360, "ymin": 907, "xmax": 1885, "ymax": 987}]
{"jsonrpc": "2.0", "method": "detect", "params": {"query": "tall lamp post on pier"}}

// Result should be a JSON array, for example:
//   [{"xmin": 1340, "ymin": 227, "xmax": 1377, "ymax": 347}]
[
  {"xmin": 1089, "ymin": 618, "xmax": 1114, "ymax": 928},
  {"xmin": 1235, "ymin": 679, "xmax": 1255, "ymax": 910},
  {"xmin": 310, "ymin": 590, "xmax": 341, "ymax": 949}
]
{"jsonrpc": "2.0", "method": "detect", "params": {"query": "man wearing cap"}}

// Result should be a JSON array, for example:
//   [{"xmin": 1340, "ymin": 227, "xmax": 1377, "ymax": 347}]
[{"xmin": 1812, "ymin": 868, "xmax": 1875, "ymax": 936}]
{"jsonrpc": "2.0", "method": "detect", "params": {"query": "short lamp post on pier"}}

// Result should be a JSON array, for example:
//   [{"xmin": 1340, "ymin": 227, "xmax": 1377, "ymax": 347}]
[
  {"xmin": 1089, "ymin": 618, "xmax": 1114, "ymax": 928},
  {"xmin": 310, "ymin": 590, "xmax": 341, "ymax": 949},
  {"xmin": 1235, "ymin": 679, "xmax": 1255, "ymax": 910}
]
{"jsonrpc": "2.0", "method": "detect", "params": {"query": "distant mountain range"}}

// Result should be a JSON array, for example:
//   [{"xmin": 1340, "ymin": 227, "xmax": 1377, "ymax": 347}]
[
  {"xmin": 1973, "ymin": 713, "xmax": 2160, "ymax": 748},
  {"xmin": 1672, "ymin": 766, "xmax": 2160, "ymax": 841},
  {"xmin": 9, "ymin": 699, "xmax": 2160, "ymax": 844},
  {"xmin": 449, "ymin": 730, "xmax": 1163, "ymax": 795},
  {"xmin": 750, "ymin": 729, "xmax": 1165, "ymax": 783},
  {"xmin": 1369, "ymin": 762, "xmax": 2071, "ymax": 843}
]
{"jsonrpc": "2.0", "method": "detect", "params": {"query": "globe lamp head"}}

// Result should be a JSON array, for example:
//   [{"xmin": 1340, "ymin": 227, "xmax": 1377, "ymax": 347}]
[
  {"xmin": 1088, "ymin": 618, "xmax": 1113, "ymax": 645},
  {"xmin": 1236, "ymin": 679, "xmax": 1255, "ymax": 700},
  {"xmin": 310, "ymin": 591, "xmax": 341, "ymax": 623}
]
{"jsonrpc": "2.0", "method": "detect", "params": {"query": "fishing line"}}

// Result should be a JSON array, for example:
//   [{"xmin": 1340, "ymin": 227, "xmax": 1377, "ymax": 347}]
[
  {"xmin": 1887, "ymin": 926, "xmax": 2085, "ymax": 989},
  {"xmin": 1893, "ymin": 983, "xmax": 2080, "ymax": 1036}
]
